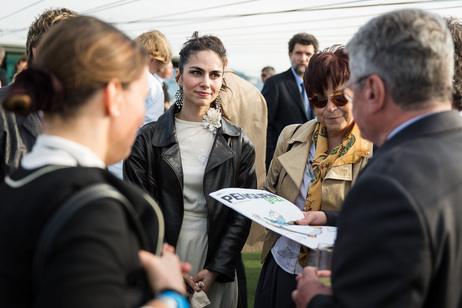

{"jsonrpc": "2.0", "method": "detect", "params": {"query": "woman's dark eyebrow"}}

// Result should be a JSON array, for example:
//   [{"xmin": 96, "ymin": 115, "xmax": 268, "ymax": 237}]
[{"xmin": 188, "ymin": 66, "xmax": 204, "ymax": 71}]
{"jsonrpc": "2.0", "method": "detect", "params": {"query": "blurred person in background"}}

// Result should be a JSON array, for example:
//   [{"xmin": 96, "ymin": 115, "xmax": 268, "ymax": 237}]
[
  {"xmin": 155, "ymin": 60, "xmax": 174, "ymax": 111},
  {"xmin": 0, "ymin": 8, "xmax": 77, "ymax": 184},
  {"xmin": 124, "ymin": 32, "xmax": 256, "ymax": 308},
  {"xmin": 11, "ymin": 55, "xmax": 27, "ymax": 83},
  {"xmin": 0, "ymin": 47, "xmax": 8, "ymax": 87},
  {"xmin": 261, "ymin": 66, "xmax": 275, "ymax": 84},
  {"xmin": 108, "ymin": 30, "xmax": 172, "ymax": 179},
  {"xmin": 255, "ymin": 46, "xmax": 372, "ymax": 308},
  {"xmin": 0, "ymin": 15, "xmax": 189, "ymax": 308}
]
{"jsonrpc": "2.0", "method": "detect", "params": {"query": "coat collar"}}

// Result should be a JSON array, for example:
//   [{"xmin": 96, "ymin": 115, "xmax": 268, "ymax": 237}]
[
  {"xmin": 151, "ymin": 103, "xmax": 240, "ymax": 147},
  {"xmin": 375, "ymin": 110, "xmax": 462, "ymax": 161}
]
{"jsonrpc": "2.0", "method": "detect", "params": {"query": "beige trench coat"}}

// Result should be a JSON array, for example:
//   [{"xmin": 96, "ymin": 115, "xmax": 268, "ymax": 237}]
[
  {"xmin": 261, "ymin": 120, "xmax": 372, "ymax": 262},
  {"xmin": 221, "ymin": 69, "xmax": 268, "ymax": 252}
]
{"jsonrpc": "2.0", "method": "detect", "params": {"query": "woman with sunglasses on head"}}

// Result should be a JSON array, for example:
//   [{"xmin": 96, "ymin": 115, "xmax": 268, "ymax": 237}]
[
  {"xmin": 124, "ymin": 32, "xmax": 256, "ymax": 308},
  {"xmin": 254, "ymin": 46, "xmax": 372, "ymax": 308}
]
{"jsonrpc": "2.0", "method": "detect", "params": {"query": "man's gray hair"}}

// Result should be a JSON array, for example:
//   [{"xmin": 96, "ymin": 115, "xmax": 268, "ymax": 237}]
[{"xmin": 346, "ymin": 9, "xmax": 454, "ymax": 110}]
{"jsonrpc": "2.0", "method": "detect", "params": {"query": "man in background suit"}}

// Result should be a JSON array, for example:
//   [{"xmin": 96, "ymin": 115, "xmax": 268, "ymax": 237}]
[
  {"xmin": 293, "ymin": 9, "xmax": 462, "ymax": 308},
  {"xmin": 262, "ymin": 33, "xmax": 318, "ymax": 169}
]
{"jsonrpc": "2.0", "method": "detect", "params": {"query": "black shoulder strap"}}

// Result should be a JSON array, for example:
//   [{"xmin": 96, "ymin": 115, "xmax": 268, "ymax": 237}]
[{"xmin": 33, "ymin": 183, "xmax": 149, "ymax": 282}]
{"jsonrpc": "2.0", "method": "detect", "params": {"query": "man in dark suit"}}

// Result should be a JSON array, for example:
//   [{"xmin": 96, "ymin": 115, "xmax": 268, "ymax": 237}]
[
  {"xmin": 262, "ymin": 33, "xmax": 318, "ymax": 169},
  {"xmin": 292, "ymin": 9, "xmax": 462, "ymax": 308}
]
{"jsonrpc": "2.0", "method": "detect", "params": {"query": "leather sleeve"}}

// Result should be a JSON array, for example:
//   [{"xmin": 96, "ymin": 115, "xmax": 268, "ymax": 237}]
[
  {"xmin": 206, "ymin": 132, "xmax": 256, "ymax": 282},
  {"xmin": 123, "ymin": 126, "xmax": 156, "ymax": 200}
]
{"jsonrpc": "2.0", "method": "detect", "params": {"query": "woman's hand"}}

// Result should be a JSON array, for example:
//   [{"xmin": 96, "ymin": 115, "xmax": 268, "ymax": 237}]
[
  {"xmin": 191, "ymin": 269, "xmax": 219, "ymax": 294},
  {"xmin": 183, "ymin": 272, "xmax": 201, "ymax": 293},
  {"xmin": 139, "ymin": 243, "xmax": 191, "ymax": 296},
  {"xmin": 295, "ymin": 211, "xmax": 328, "ymax": 226}
]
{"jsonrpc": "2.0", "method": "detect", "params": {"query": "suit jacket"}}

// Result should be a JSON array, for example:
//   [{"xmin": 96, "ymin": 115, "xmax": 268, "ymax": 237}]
[
  {"xmin": 0, "ymin": 85, "xmax": 42, "ymax": 183},
  {"xmin": 309, "ymin": 110, "xmax": 462, "ymax": 308},
  {"xmin": 262, "ymin": 68, "xmax": 312, "ymax": 170}
]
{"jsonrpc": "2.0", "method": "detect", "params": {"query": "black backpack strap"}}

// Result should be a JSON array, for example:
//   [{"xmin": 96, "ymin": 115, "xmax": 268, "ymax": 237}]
[{"xmin": 33, "ymin": 183, "xmax": 149, "ymax": 282}]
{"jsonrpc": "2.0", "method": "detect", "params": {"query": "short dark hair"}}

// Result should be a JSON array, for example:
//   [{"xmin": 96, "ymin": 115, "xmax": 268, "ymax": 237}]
[
  {"xmin": 303, "ymin": 45, "xmax": 349, "ymax": 108},
  {"xmin": 288, "ymin": 33, "xmax": 319, "ymax": 53}
]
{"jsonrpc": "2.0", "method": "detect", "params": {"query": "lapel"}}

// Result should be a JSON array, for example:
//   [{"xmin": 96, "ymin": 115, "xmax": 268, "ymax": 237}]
[
  {"xmin": 205, "ymin": 119, "xmax": 239, "ymax": 173},
  {"xmin": 151, "ymin": 106, "xmax": 240, "ymax": 180},
  {"xmin": 151, "ymin": 106, "xmax": 182, "ymax": 184},
  {"xmin": 283, "ymin": 69, "xmax": 309, "ymax": 121}
]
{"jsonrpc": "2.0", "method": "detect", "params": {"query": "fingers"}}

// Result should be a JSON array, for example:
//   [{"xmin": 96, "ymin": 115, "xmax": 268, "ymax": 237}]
[
  {"xmin": 180, "ymin": 262, "xmax": 192, "ymax": 274},
  {"xmin": 183, "ymin": 273, "xmax": 201, "ymax": 292},
  {"xmin": 317, "ymin": 270, "xmax": 331, "ymax": 278}
]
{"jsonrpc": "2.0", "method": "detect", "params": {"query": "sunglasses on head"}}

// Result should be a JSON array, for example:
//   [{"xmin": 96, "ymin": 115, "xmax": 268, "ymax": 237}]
[{"xmin": 310, "ymin": 88, "xmax": 353, "ymax": 109}]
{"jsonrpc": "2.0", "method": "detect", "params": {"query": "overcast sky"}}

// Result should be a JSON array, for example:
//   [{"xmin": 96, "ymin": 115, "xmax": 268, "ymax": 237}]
[{"xmin": 1, "ymin": 0, "xmax": 461, "ymax": 80}]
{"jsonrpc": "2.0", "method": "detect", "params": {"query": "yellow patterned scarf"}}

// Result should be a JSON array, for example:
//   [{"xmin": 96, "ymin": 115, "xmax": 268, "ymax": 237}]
[{"xmin": 299, "ymin": 122, "xmax": 370, "ymax": 266}]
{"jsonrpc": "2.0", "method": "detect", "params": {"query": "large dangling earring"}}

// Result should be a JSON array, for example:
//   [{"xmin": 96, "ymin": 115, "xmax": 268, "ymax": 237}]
[
  {"xmin": 215, "ymin": 93, "xmax": 222, "ymax": 113},
  {"xmin": 175, "ymin": 88, "xmax": 184, "ymax": 109}
]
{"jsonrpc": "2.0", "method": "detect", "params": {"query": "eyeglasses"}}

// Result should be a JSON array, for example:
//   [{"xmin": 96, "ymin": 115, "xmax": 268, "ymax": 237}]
[{"xmin": 310, "ymin": 88, "xmax": 353, "ymax": 109}]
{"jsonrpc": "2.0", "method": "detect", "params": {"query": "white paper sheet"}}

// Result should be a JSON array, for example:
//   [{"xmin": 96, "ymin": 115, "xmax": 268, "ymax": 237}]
[{"xmin": 209, "ymin": 188, "xmax": 336, "ymax": 249}]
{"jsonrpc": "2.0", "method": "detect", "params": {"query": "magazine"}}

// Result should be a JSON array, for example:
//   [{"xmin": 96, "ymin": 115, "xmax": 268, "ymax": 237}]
[{"xmin": 209, "ymin": 188, "xmax": 336, "ymax": 249}]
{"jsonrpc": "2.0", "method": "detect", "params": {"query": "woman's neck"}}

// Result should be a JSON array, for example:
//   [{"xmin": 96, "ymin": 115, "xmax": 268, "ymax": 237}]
[
  {"xmin": 326, "ymin": 125, "xmax": 353, "ymax": 153},
  {"xmin": 177, "ymin": 103, "xmax": 209, "ymax": 122}
]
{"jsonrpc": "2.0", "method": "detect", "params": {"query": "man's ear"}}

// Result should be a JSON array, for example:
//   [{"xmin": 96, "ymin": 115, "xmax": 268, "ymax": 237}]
[
  {"xmin": 365, "ymin": 75, "xmax": 386, "ymax": 114},
  {"xmin": 103, "ymin": 79, "xmax": 122, "ymax": 117}
]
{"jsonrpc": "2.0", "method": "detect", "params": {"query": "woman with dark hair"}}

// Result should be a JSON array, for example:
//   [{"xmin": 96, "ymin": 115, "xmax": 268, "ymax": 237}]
[
  {"xmin": 0, "ymin": 16, "xmax": 189, "ymax": 308},
  {"xmin": 124, "ymin": 32, "xmax": 256, "ymax": 307},
  {"xmin": 254, "ymin": 46, "xmax": 372, "ymax": 308}
]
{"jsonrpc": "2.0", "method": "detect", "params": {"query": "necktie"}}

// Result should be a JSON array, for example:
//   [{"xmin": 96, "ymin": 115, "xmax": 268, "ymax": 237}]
[{"xmin": 300, "ymin": 83, "xmax": 310, "ymax": 119}]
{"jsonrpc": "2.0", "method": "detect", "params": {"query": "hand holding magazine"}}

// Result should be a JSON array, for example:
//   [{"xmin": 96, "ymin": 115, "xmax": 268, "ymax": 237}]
[{"xmin": 209, "ymin": 188, "xmax": 336, "ymax": 249}]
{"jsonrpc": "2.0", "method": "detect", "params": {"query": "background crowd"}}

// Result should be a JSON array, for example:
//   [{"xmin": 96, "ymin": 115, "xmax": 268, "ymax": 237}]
[{"xmin": 0, "ymin": 5, "xmax": 461, "ymax": 308}]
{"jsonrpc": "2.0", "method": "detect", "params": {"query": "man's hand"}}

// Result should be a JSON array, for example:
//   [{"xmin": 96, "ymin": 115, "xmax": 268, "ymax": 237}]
[{"xmin": 292, "ymin": 267, "xmax": 333, "ymax": 308}]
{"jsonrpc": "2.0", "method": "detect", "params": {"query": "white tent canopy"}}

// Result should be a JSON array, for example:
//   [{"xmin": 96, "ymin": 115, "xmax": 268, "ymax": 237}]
[{"xmin": 1, "ymin": 0, "xmax": 460, "ymax": 78}]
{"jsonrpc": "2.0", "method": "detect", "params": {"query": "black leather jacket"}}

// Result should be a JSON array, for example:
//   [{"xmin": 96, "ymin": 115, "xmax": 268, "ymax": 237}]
[{"xmin": 124, "ymin": 105, "xmax": 256, "ymax": 282}]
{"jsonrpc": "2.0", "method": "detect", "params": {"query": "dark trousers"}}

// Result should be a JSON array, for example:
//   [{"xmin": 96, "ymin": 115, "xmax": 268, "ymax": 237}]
[
  {"xmin": 236, "ymin": 253, "xmax": 247, "ymax": 308},
  {"xmin": 254, "ymin": 253, "xmax": 297, "ymax": 308}
]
